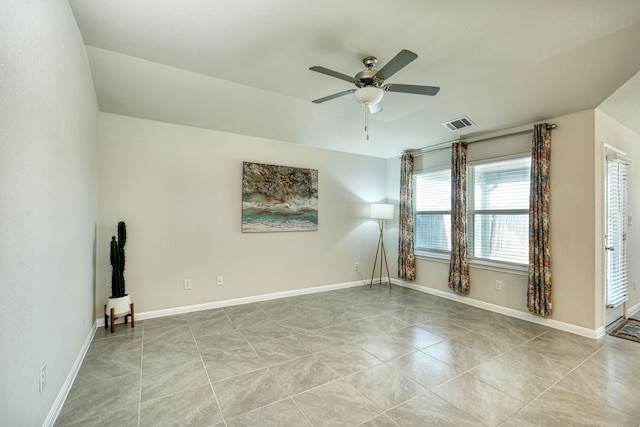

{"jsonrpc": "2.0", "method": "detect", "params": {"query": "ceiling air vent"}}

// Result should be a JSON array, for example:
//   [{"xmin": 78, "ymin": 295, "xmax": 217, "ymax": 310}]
[{"xmin": 443, "ymin": 116, "xmax": 475, "ymax": 131}]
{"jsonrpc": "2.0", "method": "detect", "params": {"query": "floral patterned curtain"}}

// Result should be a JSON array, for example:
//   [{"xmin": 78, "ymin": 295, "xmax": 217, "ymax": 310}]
[
  {"xmin": 448, "ymin": 142, "xmax": 470, "ymax": 294},
  {"xmin": 528, "ymin": 124, "xmax": 552, "ymax": 316},
  {"xmin": 398, "ymin": 154, "xmax": 416, "ymax": 280}
]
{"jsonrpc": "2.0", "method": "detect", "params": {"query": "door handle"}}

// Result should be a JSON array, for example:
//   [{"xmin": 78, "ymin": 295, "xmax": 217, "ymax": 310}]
[{"xmin": 605, "ymin": 246, "xmax": 615, "ymax": 251}]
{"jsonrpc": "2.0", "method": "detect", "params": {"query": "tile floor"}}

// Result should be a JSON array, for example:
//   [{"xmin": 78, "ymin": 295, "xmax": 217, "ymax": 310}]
[{"xmin": 55, "ymin": 285, "xmax": 640, "ymax": 427}]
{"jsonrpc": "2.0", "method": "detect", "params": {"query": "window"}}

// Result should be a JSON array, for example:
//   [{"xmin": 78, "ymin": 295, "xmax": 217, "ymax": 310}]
[
  {"xmin": 415, "ymin": 156, "xmax": 531, "ymax": 266},
  {"xmin": 469, "ymin": 157, "xmax": 531, "ymax": 265},
  {"xmin": 415, "ymin": 169, "xmax": 451, "ymax": 252}
]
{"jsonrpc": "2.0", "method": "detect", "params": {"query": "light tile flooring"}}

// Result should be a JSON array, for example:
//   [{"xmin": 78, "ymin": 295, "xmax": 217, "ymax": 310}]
[{"xmin": 55, "ymin": 285, "xmax": 640, "ymax": 427}]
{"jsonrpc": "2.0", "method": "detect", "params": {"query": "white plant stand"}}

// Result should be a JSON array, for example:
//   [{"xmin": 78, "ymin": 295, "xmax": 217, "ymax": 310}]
[{"xmin": 104, "ymin": 294, "xmax": 134, "ymax": 333}]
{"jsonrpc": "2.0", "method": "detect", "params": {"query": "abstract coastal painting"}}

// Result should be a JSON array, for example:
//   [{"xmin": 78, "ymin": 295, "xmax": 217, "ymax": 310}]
[{"xmin": 242, "ymin": 162, "xmax": 318, "ymax": 233}]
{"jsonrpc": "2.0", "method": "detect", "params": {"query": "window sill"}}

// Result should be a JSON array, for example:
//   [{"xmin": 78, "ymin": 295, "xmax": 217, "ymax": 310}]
[
  {"xmin": 469, "ymin": 258, "xmax": 528, "ymax": 276},
  {"xmin": 415, "ymin": 251, "xmax": 449, "ymax": 263},
  {"xmin": 415, "ymin": 251, "xmax": 528, "ymax": 276}
]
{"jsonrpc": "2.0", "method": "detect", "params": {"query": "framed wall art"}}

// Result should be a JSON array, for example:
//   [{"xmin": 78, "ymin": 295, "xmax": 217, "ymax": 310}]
[{"xmin": 242, "ymin": 162, "xmax": 318, "ymax": 233}]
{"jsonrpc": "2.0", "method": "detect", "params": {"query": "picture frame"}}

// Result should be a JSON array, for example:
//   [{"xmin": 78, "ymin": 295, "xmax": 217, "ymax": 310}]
[{"xmin": 242, "ymin": 162, "xmax": 318, "ymax": 233}]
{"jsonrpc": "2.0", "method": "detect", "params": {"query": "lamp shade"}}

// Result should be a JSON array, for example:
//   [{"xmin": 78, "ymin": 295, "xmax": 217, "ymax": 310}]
[
  {"xmin": 354, "ymin": 87, "xmax": 384, "ymax": 105},
  {"xmin": 370, "ymin": 203, "xmax": 394, "ymax": 219}
]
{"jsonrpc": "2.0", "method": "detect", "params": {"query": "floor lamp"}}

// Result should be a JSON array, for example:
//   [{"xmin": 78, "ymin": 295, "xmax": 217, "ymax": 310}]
[{"xmin": 369, "ymin": 203, "xmax": 394, "ymax": 288}]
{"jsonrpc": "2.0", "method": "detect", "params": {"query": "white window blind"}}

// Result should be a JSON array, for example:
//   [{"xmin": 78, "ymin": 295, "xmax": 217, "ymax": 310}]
[
  {"xmin": 606, "ymin": 158, "xmax": 629, "ymax": 308},
  {"xmin": 469, "ymin": 157, "xmax": 531, "ymax": 264},
  {"xmin": 415, "ymin": 170, "xmax": 451, "ymax": 252}
]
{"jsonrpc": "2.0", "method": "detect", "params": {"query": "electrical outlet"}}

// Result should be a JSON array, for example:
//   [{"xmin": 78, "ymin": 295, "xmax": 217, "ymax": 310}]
[
  {"xmin": 354, "ymin": 262, "xmax": 360, "ymax": 272},
  {"xmin": 217, "ymin": 276, "xmax": 223, "ymax": 286},
  {"xmin": 184, "ymin": 279, "xmax": 192, "ymax": 290},
  {"xmin": 494, "ymin": 280, "xmax": 503, "ymax": 291},
  {"xmin": 39, "ymin": 364, "xmax": 46, "ymax": 392}
]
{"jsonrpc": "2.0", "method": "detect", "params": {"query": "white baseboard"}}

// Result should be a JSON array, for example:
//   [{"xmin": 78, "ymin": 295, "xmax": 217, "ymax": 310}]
[
  {"xmin": 627, "ymin": 302, "xmax": 640, "ymax": 318},
  {"xmin": 392, "ymin": 279, "xmax": 603, "ymax": 340},
  {"xmin": 96, "ymin": 280, "xmax": 365, "ymax": 327},
  {"xmin": 43, "ymin": 322, "xmax": 97, "ymax": 427}
]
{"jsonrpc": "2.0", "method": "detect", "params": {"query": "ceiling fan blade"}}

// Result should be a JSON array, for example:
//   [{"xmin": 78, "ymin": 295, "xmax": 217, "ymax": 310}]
[
  {"xmin": 369, "ymin": 102, "xmax": 383, "ymax": 114},
  {"xmin": 309, "ymin": 66, "xmax": 356, "ymax": 84},
  {"xmin": 375, "ymin": 49, "xmax": 418, "ymax": 81},
  {"xmin": 385, "ymin": 84, "xmax": 440, "ymax": 96},
  {"xmin": 312, "ymin": 89, "xmax": 355, "ymax": 103}
]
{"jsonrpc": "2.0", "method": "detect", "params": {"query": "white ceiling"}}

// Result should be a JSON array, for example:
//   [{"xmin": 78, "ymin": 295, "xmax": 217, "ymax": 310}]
[{"xmin": 69, "ymin": 0, "xmax": 640, "ymax": 158}]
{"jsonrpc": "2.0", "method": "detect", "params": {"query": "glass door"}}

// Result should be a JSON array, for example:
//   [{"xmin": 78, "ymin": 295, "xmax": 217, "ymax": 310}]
[{"xmin": 605, "ymin": 152, "xmax": 630, "ymax": 328}]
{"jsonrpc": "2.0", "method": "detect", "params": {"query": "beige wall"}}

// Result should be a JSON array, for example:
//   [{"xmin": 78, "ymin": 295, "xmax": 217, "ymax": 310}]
[
  {"xmin": 0, "ymin": 1, "xmax": 99, "ymax": 424},
  {"xmin": 386, "ymin": 110, "xmax": 602, "ymax": 332},
  {"xmin": 596, "ymin": 110, "xmax": 640, "ymax": 318},
  {"xmin": 97, "ymin": 113, "xmax": 387, "ymax": 314}
]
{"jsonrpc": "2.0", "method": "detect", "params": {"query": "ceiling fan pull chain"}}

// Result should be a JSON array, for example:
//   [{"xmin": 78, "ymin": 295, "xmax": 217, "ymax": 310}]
[{"xmin": 365, "ymin": 105, "xmax": 370, "ymax": 140}]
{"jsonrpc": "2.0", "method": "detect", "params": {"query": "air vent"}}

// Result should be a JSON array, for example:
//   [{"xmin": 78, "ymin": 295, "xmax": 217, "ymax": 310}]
[{"xmin": 443, "ymin": 116, "xmax": 475, "ymax": 131}]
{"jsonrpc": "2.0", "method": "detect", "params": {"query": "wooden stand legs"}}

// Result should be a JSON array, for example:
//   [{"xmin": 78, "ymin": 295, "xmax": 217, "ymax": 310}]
[
  {"xmin": 104, "ymin": 302, "xmax": 135, "ymax": 333},
  {"xmin": 369, "ymin": 219, "xmax": 391, "ymax": 289},
  {"xmin": 126, "ymin": 303, "xmax": 135, "ymax": 329}
]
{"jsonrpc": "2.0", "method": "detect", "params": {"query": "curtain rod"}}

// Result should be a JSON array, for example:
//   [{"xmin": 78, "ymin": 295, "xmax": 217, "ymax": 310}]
[{"xmin": 404, "ymin": 123, "xmax": 557, "ymax": 157}]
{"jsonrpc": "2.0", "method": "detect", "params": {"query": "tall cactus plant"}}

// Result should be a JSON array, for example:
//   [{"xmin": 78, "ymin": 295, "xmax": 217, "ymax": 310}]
[{"xmin": 110, "ymin": 221, "xmax": 127, "ymax": 298}]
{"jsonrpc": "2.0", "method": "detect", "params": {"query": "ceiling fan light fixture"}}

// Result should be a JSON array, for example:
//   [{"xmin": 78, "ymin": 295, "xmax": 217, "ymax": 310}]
[
  {"xmin": 353, "ymin": 87, "xmax": 384, "ymax": 141},
  {"xmin": 353, "ymin": 86, "xmax": 384, "ymax": 105}
]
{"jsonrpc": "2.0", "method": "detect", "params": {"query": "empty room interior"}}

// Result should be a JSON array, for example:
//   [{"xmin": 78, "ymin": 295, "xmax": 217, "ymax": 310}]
[{"xmin": 4, "ymin": 1, "xmax": 640, "ymax": 426}]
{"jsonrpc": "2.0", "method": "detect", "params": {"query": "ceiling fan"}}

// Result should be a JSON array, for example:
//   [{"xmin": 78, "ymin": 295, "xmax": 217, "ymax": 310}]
[
  {"xmin": 310, "ymin": 49, "xmax": 439, "ymax": 139},
  {"xmin": 310, "ymin": 49, "xmax": 440, "ymax": 113}
]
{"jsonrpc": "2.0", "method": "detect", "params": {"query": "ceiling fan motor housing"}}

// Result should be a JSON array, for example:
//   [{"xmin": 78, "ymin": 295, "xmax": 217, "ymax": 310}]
[
  {"xmin": 356, "ymin": 56, "xmax": 383, "ymax": 87},
  {"xmin": 355, "ymin": 69, "xmax": 382, "ymax": 87}
]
